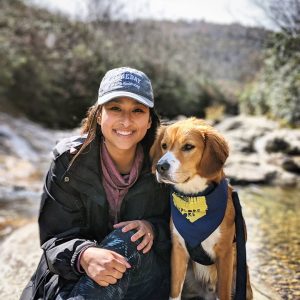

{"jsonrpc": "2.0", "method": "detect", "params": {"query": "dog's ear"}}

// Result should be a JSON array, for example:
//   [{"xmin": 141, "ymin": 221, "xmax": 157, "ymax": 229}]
[
  {"xmin": 198, "ymin": 128, "xmax": 229, "ymax": 179},
  {"xmin": 150, "ymin": 125, "xmax": 167, "ymax": 174}
]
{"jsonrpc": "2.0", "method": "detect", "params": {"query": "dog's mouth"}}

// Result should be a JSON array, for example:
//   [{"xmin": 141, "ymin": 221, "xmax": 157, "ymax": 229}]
[{"xmin": 156, "ymin": 172, "xmax": 190, "ymax": 185}]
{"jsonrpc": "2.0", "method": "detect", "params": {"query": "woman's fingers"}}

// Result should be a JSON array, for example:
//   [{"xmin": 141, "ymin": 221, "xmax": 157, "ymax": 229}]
[
  {"xmin": 113, "ymin": 221, "xmax": 131, "ymax": 229},
  {"xmin": 82, "ymin": 248, "xmax": 132, "ymax": 289},
  {"xmin": 136, "ymin": 234, "xmax": 152, "ymax": 251},
  {"xmin": 95, "ymin": 264, "xmax": 125, "ymax": 286},
  {"xmin": 103, "ymin": 267, "xmax": 124, "ymax": 280},
  {"xmin": 111, "ymin": 251, "xmax": 131, "ymax": 269},
  {"xmin": 98, "ymin": 280, "xmax": 109, "ymax": 287},
  {"xmin": 131, "ymin": 227, "xmax": 146, "ymax": 242},
  {"xmin": 96, "ymin": 274, "xmax": 118, "ymax": 286},
  {"xmin": 113, "ymin": 220, "xmax": 155, "ymax": 252},
  {"xmin": 115, "ymin": 220, "xmax": 139, "ymax": 232},
  {"xmin": 142, "ymin": 239, "xmax": 153, "ymax": 254}
]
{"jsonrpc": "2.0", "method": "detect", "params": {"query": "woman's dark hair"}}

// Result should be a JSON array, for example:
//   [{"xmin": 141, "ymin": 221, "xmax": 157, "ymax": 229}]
[{"xmin": 68, "ymin": 103, "xmax": 160, "ymax": 168}]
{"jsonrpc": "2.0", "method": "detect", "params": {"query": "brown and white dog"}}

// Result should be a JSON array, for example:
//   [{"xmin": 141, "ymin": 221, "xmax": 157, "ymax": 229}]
[{"xmin": 150, "ymin": 118, "xmax": 252, "ymax": 300}]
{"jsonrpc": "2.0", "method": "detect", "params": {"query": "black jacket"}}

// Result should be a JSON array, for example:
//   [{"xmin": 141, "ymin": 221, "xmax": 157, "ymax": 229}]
[{"xmin": 20, "ymin": 135, "xmax": 171, "ymax": 299}]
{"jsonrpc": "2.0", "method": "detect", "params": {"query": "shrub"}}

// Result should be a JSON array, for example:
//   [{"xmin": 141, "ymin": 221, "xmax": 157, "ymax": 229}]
[{"xmin": 240, "ymin": 33, "xmax": 300, "ymax": 127}]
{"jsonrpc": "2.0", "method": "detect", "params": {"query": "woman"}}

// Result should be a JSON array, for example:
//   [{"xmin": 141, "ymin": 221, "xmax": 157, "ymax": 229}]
[{"xmin": 20, "ymin": 67, "xmax": 171, "ymax": 300}]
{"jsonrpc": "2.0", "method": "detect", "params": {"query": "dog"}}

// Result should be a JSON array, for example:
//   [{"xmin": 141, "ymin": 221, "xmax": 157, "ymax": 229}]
[{"xmin": 150, "ymin": 118, "xmax": 253, "ymax": 300}]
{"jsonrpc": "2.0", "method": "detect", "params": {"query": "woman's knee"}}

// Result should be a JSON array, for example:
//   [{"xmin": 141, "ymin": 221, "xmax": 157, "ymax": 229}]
[
  {"xmin": 100, "ymin": 228, "xmax": 139, "ymax": 249},
  {"xmin": 99, "ymin": 228, "xmax": 142, "ymax": 269}
]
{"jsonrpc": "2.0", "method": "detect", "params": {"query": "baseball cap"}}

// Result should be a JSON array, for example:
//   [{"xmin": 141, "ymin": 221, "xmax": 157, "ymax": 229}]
[{"xmin": 97, "ymin": 67, "xmax": 154, "ymax": 108}]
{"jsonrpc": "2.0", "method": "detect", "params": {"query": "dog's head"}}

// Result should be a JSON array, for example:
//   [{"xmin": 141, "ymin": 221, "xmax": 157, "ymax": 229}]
[{"xmin": 150, "ymin": 118, "xmax": 229, "ymax": 185}]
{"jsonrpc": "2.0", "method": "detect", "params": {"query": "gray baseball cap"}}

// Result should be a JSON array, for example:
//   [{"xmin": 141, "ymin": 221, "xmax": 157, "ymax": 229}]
[{"xmin": 97, "ymin": 67, "xmax": 154, "ymax": 107}]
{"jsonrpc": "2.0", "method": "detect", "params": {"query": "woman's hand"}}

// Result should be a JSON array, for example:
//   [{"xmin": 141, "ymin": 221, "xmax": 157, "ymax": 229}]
[
  {"xmin": 113, "ymin": 220, "xmax": 154, "ymax": 254},
  {"xmin": 80, "ymin": 247, "xmax": 131, "ymax": 287}
]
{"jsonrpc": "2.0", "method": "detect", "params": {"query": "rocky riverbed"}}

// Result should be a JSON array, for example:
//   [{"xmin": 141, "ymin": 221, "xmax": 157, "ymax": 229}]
[
  {"xmin": 0, "ymin": 112, "xmax": 299, "ymax": 299},
  {"xmin": 215, "ymin": 115, "xmax": 300, "ymax": 187}
]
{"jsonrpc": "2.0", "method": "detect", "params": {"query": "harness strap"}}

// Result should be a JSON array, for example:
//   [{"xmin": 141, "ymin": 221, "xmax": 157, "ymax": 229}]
[
  {"xmin": 232, "ymin": 191, "xmax": 247, "ymax": 300},
  {"xmin": 183, "ymin": 189, "xmax": 248, "ymax": 299},
  {"xmin": 186, "ymin": 242, "xmax": 214, "ymax": 265}
]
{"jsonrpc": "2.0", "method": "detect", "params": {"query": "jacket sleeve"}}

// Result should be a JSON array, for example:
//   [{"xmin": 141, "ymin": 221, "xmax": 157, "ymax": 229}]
[{"xmin": 38, "ymin": 154, "xmax": 96, "ymax": 281}]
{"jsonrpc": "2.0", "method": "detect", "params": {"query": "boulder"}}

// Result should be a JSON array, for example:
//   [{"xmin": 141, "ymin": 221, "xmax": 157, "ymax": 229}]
[
  {"xmin": 0, "ymin": 222, "xmax": 41, "ymax": 300},
  {"xmin": 225, "ymin": 153, "xmax": 278, "ymax": 184},
  {"xmin": 217, "ymin": 115, "xmax": 300, "ymax": 186},
  {"xmin": 255, "ymin": 129, "xmax": 300, "ymax": 155},
  {"xmin": 216, "ymin": 115, "xmax": 278, "ymax": 153}
]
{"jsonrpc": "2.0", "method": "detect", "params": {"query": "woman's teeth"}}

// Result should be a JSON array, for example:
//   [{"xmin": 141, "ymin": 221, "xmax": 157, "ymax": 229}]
[{"xmin": 116, "ymin": 130, "xmax": 133, "ymax": 136}]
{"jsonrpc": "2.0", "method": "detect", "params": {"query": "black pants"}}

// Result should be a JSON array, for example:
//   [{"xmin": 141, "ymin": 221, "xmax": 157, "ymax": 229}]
[{"xmin": 55, "ymin": 228, "xmax": 170, "ymax": 300}]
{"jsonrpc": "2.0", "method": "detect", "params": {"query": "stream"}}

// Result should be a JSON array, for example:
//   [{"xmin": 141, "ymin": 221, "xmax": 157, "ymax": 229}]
[{"xmin": 239, "ymin": 185, "xmax": 299, "ymax": 299}]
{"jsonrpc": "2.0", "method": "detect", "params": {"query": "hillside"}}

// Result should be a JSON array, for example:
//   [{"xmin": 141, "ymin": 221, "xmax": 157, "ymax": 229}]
[{"xmin": 0, "ymin": 0, "xmax": 269, "ymax": 128}]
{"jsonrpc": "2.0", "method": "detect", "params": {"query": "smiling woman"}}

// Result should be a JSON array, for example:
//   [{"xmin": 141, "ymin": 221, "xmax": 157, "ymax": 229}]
[{"xmin": 20, "ymin": 67, "xmax": 171, "ymax": 300}]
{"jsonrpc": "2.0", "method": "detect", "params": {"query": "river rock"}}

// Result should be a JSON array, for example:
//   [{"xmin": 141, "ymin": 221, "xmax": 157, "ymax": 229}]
[
  {"xmin": 216, "ymin": 115, "xmax": 278, "ymax": 153},
  {"xmin": 281, "ymin": 156, "xmax": 300, "ymax": 174},
  {"xmin": 0, "ymin": 222, "xmax": 41, "ymax": 300},
  {"xmin": 217, "ymin": 115, "xmax": 300, "ymax": 186},
  {"xmin": 255, "ymin": 129, "xmax": 300, "ymax": 155},
  {"xmin": 225, "ymin": 153, "xmax": 278, "ymax": 184}
]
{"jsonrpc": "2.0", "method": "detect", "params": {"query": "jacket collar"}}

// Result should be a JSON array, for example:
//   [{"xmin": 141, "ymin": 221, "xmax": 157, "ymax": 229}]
[{"xmin": 65, "ymin": 134, "xmax": 150, "ymax": 207}]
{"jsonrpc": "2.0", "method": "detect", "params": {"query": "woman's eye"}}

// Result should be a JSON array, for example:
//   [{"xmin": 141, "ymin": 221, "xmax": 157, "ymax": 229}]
[
  {"xmin": 161, "ymin": 143, "xmax": 167, "ymax": 150},
  {"xmin": 110, "ymin": 106, "xmax": 121, "ymax": 111},
  {"xmin": 133, "ymin": 108, "xmax": 145, "ymax": 113},
  {"xmin": 182, "ymin": 144, "xmax": 195, "ymax": 151}
]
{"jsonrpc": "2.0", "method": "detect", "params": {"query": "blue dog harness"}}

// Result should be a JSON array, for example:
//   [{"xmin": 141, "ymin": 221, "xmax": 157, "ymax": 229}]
[
  {"xmin": 171, "ymin": 179, "xmax": 248, "ymax": 299},
  {"xmin": 170, "ymin": 178, "xmax": 228, "ymax": 248}
]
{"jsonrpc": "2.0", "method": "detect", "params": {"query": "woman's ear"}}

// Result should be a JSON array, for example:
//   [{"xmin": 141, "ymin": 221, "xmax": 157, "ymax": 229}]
[
  {"xmin": 197, "ymin": 128, "xmax": 229, "ymax": 179},
  {"xmin": 147, "ymin": 117, "xmax": 152, "ymax": 129},
  {"xmin": 97, "ymin": 114, "xmax": 102, "ymax": 125},
  {"xmin": 150, "ymin": 125, "xmax": 167, "ymax": 174}
]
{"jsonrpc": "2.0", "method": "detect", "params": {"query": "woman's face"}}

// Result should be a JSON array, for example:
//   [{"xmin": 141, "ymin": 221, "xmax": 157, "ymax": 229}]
[{"xmin": 99, "ymin": 97, "xmax": 151, "ymax": 154}]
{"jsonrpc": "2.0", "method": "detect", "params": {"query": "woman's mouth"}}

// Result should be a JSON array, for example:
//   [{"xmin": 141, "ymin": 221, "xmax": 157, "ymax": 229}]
[{"xmin": 114, "ymin": 130, "xmax": 134, "ymax": 136}]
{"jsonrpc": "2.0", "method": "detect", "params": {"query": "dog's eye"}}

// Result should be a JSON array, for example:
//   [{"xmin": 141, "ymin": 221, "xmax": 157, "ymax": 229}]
[
  {"xmin": 161, "ymin": 143, "xmax": 167, "ymax": 150},
  {"xmin": 182, "ymin": 144, "xmax": 195, "ymax": 151}
]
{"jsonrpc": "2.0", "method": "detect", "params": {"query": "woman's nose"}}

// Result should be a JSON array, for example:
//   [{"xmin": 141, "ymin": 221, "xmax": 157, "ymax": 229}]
[{"xmin": 120, "ymin": 112, "xmax": 132, "ymax": 127}]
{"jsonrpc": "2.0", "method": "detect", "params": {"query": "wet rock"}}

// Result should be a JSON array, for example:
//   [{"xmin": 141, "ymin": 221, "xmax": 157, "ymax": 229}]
[
  {"xmin": 216, "ymin": 115, "xmax": 278, "ymax": 134},
  {"xmin": 217, "ymin": 116, "xmax": 300, "ymax": 187},
  {"xmin": 273, "ymin": 170, "xmax": 299, "ymax": 187},
  {"xmin": 265, "ymin": 138, "xmax": 290, "ymax": 153},
  {"xmin": 225, "ymin": 153, "xmax": 277, "ymax": 184},
  {"xmin": 255, "ymin": 129, "xmax": 300, "ymax": 156},
  {"xmin": 0, "ymin": 112, "xmax": 80, "ymax": 164},
  {"xmin": 0, "ymin": 223, "xmax": 41, "ymax": 300},
  {"xmin": 281, "ymin": 157, "xmax": 300, "ymax": 174}
]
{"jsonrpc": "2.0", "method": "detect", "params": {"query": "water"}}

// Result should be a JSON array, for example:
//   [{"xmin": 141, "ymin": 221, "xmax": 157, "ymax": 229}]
[
  {"xmin": 239, "ymin": 186, "xmax": 300, "ymax": 300},
  {"xmin": 0, "ymin": 185, "xmax": 299, "ymax": 299}
]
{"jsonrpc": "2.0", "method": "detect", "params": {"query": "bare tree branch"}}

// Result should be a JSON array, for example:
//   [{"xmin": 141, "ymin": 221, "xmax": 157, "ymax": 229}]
[
  {"xmin": 86, "ymin": 0, "xmax": 124, "ymax": 23},
  {"xmin": 252, "ymin": 0, "xmax": 300, "ymax": 36}
]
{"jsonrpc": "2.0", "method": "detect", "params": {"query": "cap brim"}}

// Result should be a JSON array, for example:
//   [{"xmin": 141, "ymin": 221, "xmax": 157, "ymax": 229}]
[{"xmin": 98, "ymin": 91, "xmax": 154, "ymax": 108}]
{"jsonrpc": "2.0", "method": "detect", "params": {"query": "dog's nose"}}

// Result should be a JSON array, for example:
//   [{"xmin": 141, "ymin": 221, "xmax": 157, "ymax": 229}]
[{"xmin": 156, "ymin": 161, "xmax": 170, "ymax": 174}]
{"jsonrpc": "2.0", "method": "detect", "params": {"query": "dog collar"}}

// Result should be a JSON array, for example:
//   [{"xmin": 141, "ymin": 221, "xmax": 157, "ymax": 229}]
[{"xmin": 170, "ymin": 178, "xmax": 228, "ymax": 248}]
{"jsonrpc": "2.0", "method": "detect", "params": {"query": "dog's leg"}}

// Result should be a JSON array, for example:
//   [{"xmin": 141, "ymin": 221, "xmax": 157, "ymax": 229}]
[
  {"xmin": 170, "ymin": 225, "xmax": 189, "ymax": 300},
  {"xmin": 246, "ymin": 267, "xmax": 253, "ymax": 300},
  {"xmin": 216, "ymin": 248, "xmax": 234, "ymax": 300}
]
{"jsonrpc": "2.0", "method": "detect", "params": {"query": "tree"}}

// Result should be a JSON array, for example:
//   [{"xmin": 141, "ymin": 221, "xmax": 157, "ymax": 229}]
[
  {"xmin": 253, "ymin": 0, "xmax": 300, "ymax": 37},
  {"xmin": 241, "ymin": 0, "xmax": 300, "ymax": 127},
  {"xmin": 85, "ymin": 0, "xmax": 125, "ymax": 23}
]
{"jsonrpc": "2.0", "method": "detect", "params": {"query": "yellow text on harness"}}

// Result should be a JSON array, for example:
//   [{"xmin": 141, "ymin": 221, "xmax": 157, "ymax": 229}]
[{"xmin": 172, "ymin": 193, "xmax": 208, "ymax": 223}]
